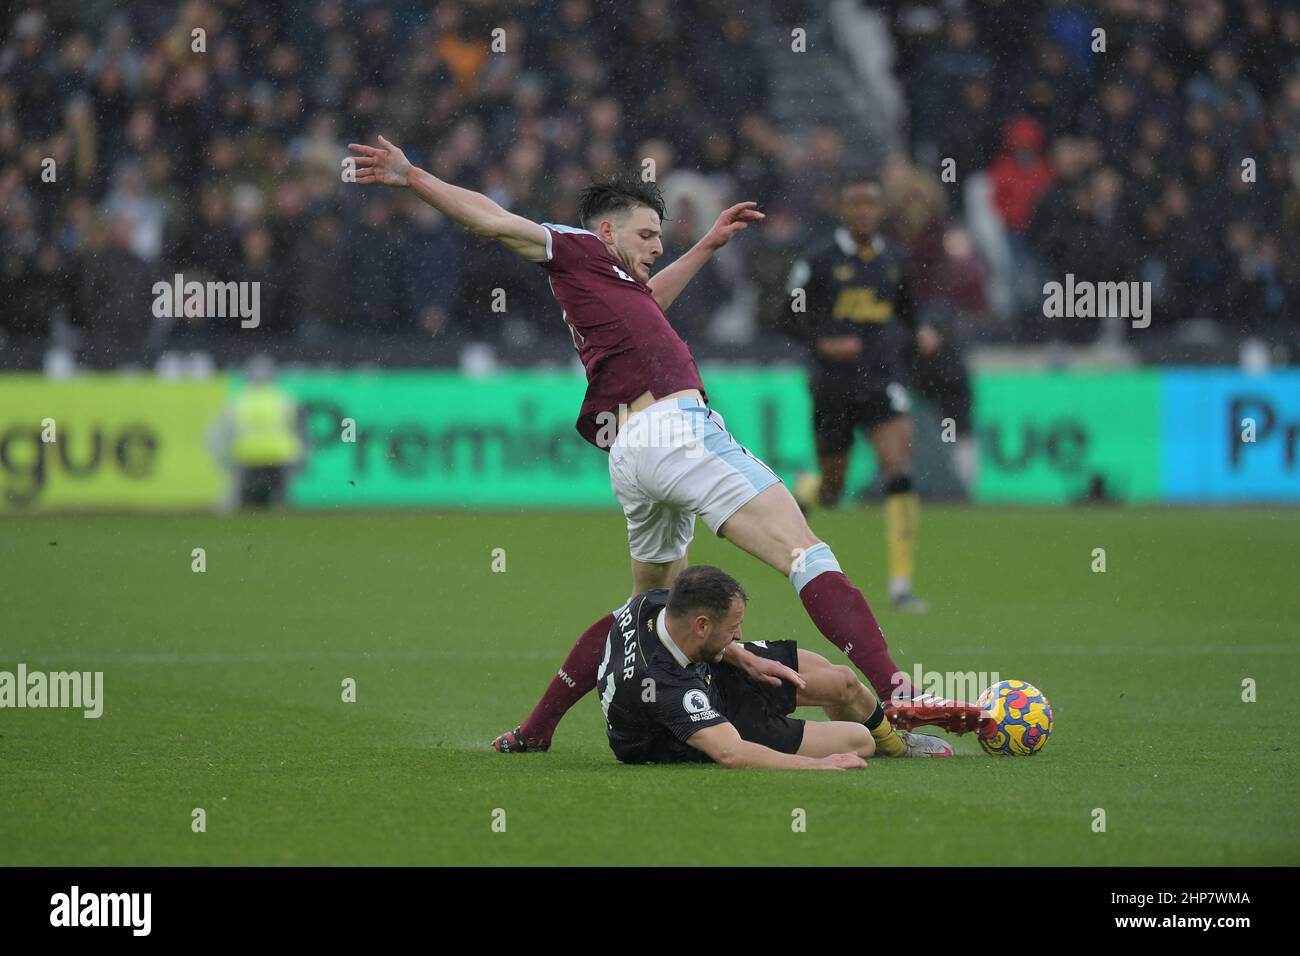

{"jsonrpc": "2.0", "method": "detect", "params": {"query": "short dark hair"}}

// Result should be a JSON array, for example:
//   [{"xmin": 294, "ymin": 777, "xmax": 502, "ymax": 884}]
[
  {"xmin": 666, "ymin": 566, "xmax": 748, "ymax": 622},
  {"xmin": 577, "ymin": 177, "xmax": 666, "ymax": 231}
]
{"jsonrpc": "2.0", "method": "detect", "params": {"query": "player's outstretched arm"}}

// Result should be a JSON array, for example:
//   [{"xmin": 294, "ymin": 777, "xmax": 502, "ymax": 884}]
[
  {"xmin": 647, "ymin": 202, "xmax": 764, "ymax": 311},
  {"xmin": 688, "ymin": 722, "xmax": 866, "ymax": 770},
  {"xmin": 347, "ymin": 135, "xmax": 548, "ymax": 261},
  {"xmin": 720, "ymin": 643, "xmax": 806, "ymax": 689}
]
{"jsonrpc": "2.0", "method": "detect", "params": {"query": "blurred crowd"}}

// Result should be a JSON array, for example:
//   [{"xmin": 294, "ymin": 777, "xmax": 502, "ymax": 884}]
[
  {"xmin": 887, "ymin": 0, "xmax": 1300, "ymax": 345},
  {"xmin": 1, "ymin": 0, "xmax": 1298, "ymax": 362},
  {"xmin": 0, "ymin": 0, "xmax": 785, "ymax": 357}
]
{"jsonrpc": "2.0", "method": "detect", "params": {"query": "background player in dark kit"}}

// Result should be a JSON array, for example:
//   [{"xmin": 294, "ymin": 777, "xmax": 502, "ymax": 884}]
[{"xmin": 786, "ymin": 174, "xmax": 936, "ymax": 611}]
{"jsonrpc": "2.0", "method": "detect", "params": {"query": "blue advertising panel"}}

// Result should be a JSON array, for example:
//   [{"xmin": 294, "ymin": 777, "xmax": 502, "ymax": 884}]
[{"xmin": 1162, "ymin": 370, "xmax": 1300, "ymax": 501}]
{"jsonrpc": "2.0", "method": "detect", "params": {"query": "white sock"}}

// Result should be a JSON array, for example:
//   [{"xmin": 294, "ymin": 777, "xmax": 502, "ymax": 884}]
[{"xmin": 889, "ymin": 576, "xmax": 911, "ymax": 599}]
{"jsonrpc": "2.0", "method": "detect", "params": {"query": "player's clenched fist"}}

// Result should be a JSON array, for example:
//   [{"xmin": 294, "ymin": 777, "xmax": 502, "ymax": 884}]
[{"xmin": 346, "ymin": 135, "xmax": 412, "ymax": 188}]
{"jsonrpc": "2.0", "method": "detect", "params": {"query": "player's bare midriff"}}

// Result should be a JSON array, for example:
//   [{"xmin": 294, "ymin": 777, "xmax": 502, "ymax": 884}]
[{"xmin": 616, "ymin": 388, "xmax": 706, "ymax": 433}]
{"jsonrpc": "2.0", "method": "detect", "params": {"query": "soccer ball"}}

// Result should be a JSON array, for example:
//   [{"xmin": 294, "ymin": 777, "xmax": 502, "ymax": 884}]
[{"xmin": 977, "ymin": 679, "xmax": 1053, "ymax": 756}]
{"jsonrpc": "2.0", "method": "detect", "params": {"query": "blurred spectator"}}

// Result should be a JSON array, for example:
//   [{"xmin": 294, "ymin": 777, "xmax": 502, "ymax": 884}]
[
  {"xmin": 890, "ymin": 0, "xmax": 1300, "ymax": 349},
  {"xmin": 886, "ymin": 163, "xmax": 989, "ymax": 334},
  {"xmin": 748, "ymin": 206, "xmax": 806, "ymax": 343},
  {"xmin": 912, "ymin": 13, "xmax": 993, "ymax": 160},
  {"xmin": 990, "ymin": 116, "xmax": 1056, "ymax": 237},
  {"xmin": 935, "ymin": 74, "xmax": 999, "ymax": 208},
  {"xmin": 989, "ymin": 115, "xmax": 1055, "ymax": 321},
  {"xmin": 292, "ymin": 212, "xmax": 351, "ymax": 336},
  {"xmin": 351, "ymin": 198, "xmax": 404, "ymax": 334},
  {"xmin": 398, "ymin": 196, "xmax": 462, "ymax": 342},
  {"xmin": 77, "ymin": 216, "xmax": 155, "ymax": 351},
  {"xmin": 659, "ymin": 196, "xmax": 727, "ymax": 344}
]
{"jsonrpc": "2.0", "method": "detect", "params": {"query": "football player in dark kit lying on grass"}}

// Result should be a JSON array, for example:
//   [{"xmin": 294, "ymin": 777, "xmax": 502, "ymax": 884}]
[{"xmin": 594, "ymin": 565, "xmax": 981, "ymax": 769}]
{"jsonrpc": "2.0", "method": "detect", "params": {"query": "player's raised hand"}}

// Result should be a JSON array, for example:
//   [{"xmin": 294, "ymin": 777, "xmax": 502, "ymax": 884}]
[
  {"xmin": 703, "ymin": 201, "xmax": 765, "ymax": 249},
  {"xmin": 346, "ymin": 135, "xmax": 412, "ymax": 188},
  {"xmin": 820, "ymin": 753, "xmax": 869, "ymax": 770}
]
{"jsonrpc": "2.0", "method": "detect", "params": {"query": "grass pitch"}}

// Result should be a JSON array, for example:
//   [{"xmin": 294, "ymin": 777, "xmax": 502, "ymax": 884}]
[{"xmin": 2, "ymin": 507, "xmax": 1297, "ymax": 866}]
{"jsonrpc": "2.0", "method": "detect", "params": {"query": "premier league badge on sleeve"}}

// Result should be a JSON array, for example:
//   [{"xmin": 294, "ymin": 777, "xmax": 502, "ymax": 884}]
[
  {"xmin": 683, "ymin": 689, "xmax": 710, "ymax": 714},
  {"xmin": 682, "ymin": 689, "xmax": 718, "ymax": 721}
]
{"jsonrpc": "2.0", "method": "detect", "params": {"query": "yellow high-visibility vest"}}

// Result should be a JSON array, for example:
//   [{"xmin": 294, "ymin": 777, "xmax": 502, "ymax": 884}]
[{"xmin": 232, "ymin": 385, "xmax": 302, "ymax": 466}]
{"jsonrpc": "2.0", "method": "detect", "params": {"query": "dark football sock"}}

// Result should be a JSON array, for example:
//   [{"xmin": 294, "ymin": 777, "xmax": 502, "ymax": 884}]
[{"xmin": 864, "ymin": 701, "xmax": 886, "ymax": 730}]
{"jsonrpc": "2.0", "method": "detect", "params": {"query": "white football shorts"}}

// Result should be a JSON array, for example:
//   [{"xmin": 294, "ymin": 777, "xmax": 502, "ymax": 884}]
[{"xmin": 607, "ymin": 396, "xmax": 782, "ymax": 564}]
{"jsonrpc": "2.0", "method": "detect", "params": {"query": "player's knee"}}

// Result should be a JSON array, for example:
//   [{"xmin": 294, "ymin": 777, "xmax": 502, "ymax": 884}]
[
  {"xmin": 857, "ymin": 726, "xmax": 876, "ymax": 758},
  {"xmin": 883, "ymin": 474, "xmax": 913, "ymax": 496},
  {"xmin": 631, "ymin": 557, "xmax": 679, "ymax": 593},
  {"xmin": 777, "ymin": 532, "xmax": 822, "ymax": 576},
  {"xmin": 834, "ymin": 665, "xmax": 859, "ymax": 705}
]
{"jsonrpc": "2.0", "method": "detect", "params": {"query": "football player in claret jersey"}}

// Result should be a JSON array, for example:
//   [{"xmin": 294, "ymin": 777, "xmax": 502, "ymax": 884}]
[
  {"xmin": 598, "ymin": 565, "xmax": 955, "ymax": 767},
  {"xmin": 346, "ymin": 136, "xmax": 977, "ymax": 753}
]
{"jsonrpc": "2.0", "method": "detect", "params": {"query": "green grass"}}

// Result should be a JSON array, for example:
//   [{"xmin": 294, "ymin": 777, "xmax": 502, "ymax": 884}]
[{"xmin": 2, "ymin": 507, "xmax": 1297, "ymax": 865}]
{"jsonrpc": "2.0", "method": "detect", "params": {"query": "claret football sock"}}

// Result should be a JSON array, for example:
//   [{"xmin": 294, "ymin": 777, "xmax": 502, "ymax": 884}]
[
  {"xmin": 518, "ymin": 611, "xmax": 614, "ymax": 745},
  {"xmin": 790, "ymin": 543, "xmax": 913, "ymax": 700}
]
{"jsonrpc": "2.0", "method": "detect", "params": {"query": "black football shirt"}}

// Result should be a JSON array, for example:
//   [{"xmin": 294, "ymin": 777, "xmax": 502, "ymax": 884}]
[{"xmin": 596, "ymin": 589, "xmax": 730, "ymax": 764}]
